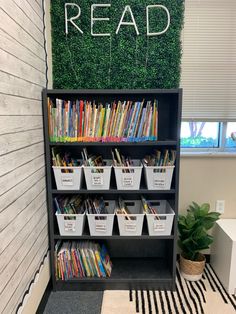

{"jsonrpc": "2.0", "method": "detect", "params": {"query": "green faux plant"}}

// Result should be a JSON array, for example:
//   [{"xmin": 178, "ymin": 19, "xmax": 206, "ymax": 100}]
[
  {"xmin": 178, "ymin": 202, "xmax": 221, "ymax": 261},
  {"xmin": 51, "ymin": 0, "xmax": 184, "ymax": 89}
]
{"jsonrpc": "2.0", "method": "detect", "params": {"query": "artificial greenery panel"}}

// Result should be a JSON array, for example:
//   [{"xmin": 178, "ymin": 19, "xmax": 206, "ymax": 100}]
[{"xmin": 51, "ymin": 0, "xmax": 184, "ymax": 89}]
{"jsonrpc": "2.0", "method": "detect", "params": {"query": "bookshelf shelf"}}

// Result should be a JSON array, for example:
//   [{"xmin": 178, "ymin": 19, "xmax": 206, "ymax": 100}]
[
  {"xmin": 49, "ymin": 140, "xmax": 177, "ymax": 147},
  {"xmin": 54, "ymin": 234, "xmax": 175, "ymax": 240},
  {"xmin": 43, "ymin": 88, "xmax": 182, "ymax": 291},
  {"xmin": 54, "ymin": 216, "xmax": 175, "ymax": 240},
  {"xmin": 51, "ymin": 189, "xmax": 176, "ymax": 195},
  {"xmin": 55, "ymin": 258, "xmax": 173, "ymax": 290}
]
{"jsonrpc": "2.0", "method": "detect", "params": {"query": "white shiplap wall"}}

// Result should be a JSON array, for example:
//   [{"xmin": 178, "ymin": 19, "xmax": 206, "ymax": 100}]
[{"xmin": 0, "ymin": 0, "xmax": 48, "ymax": 313}]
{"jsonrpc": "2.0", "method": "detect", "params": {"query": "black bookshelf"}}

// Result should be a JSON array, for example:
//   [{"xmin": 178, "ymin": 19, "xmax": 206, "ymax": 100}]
[{"xmin": 42, "ymin": 89, "xmax": 182, "ymax": 291}]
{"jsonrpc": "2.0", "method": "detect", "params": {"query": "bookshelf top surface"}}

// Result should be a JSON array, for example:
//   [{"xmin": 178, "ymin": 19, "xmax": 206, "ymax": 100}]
[{"xmin": 44, "ymin": 88, "xmax": 182, "ymax": 96}]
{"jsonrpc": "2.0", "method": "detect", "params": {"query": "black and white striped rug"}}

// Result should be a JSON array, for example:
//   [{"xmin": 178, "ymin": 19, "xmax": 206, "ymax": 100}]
[{"xmin": 101, "ymin": 264, "xmax": 236, "ymax": 314}]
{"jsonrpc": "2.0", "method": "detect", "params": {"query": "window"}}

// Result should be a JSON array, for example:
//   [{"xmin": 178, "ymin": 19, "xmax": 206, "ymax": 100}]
[
  {"xmin": 226, "ymin": 123, "xmax": 236, "ymax": 148},
  {"xmin": 181, "ymin": 122, "xmax": 236, "ymax": 151},
  {"xmin": 181, "ymin": 122, "xmax": 220, "ymax": 148}
]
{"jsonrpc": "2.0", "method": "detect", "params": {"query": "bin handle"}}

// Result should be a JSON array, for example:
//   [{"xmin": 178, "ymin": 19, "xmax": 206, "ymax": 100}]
[
  {"xmin": 94, "ymin": 216, "xmax": 107, "ymax": 220},
  {"xmin": 64, "ymin": 216, "xmax": 76, "ymax": 220},
  {"xmin": 61, "ymin": 168, "xmax": 74, "ymax": 173}
]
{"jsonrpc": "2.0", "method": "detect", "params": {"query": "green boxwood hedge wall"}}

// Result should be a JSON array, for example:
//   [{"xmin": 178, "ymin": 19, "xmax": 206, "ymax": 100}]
[{"xmin": 51, "ymin": 0, "xmax": 184, "ymax": 89}]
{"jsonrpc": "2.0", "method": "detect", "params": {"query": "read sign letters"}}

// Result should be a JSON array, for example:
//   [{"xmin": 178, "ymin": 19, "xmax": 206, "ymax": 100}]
[{"xmin": 65, "ymin": 3, "xmax": 170, "ymax": 36}]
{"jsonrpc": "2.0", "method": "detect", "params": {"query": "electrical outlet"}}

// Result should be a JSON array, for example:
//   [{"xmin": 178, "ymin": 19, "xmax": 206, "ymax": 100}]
[{"xmin": 216, "ymin": 200, "xmax": 225, "ymax": 213}]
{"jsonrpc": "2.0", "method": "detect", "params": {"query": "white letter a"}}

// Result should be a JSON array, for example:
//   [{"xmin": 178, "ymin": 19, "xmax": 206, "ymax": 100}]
[{"xmin": 116, "ymin": 5, "xmax": 139, "ymax": 35}]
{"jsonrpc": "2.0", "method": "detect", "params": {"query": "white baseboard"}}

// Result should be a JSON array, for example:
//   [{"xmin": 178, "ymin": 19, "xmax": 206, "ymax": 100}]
[{"xmin": 17, "ymin": 251, "xmax": 50, "ymax": 314}]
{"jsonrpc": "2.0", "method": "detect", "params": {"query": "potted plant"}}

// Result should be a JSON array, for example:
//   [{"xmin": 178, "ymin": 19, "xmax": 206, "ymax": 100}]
[{"xmin": 178, "ymin": 201, "xmax": 220, "ymax": 281}]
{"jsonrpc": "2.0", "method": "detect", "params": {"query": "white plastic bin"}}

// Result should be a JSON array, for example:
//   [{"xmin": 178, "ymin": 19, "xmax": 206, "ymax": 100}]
[
  {"xmin": 87, "ymin": 200, "xmax": 115, "ymax": 236},
  {"xmin": 113, "ymin": 160, "xmax": 143, "ymax": 190},
  {"xmin": 83, "ymin": 160, "xmax": 112, "ymax": 190},
  {"xmin": 145, "ymin": 200, "xmax": 175, "ymax": 236},
  {"xmin": 53, "ymin": 164, "xmax": 83, "ymax": 190},
  {"xmin": 143, "ymin": 164, "xmax": 174, "ymax": 190},
  {"xmin": 116, "ymin": 200, "xmax": 144, "ymax": 236},
  {"xmin": 56, "ymin": 212, "xmax": 86, "ymax": 236}
]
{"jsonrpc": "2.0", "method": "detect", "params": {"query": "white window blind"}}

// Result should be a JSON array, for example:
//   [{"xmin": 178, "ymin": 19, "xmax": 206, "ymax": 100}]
[{"xmin": 180, "ymin": 0, "xmax": 236, "ymax": 121}]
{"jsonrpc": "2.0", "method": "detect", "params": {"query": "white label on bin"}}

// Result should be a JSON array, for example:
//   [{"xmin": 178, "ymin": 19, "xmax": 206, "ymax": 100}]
[
  {"xmin": 95, "ymin": 221, "xmax": 107, "ymax": 232},
  {"xmin": 122, "ymin": 175, "xmax": 134, "ymax": 187},
  {"xmin": 61, "ymin": 175, "xmax": 73, "ymax": 186},
  {"xmin": 153, "ymin": 221, "xmax": 165, "ymax": 232},
  {"xmin": 153, "ymin": 173, "xmax": 166, "ymax": 188},
  {"xmin": 91, "ymin": 174, "xmax": 103, "ymax": 186},
  {"xmin": 64, "ymin": 221, "xmax": 76, "ymax": 232},
  {"xmin": 124, "ymin": 221, "xmax": 136, "ymax": 232}
]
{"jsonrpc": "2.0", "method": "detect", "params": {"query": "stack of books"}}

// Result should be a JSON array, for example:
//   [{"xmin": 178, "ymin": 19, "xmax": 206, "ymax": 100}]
[
  {"xmin": 143, "ymin": 149, "xmax": 176, "ymax": 167},
  {"xmin": 141, "ymin": 196, "xmax": 159, "ymax": 216},
  {"xmin": 54, "ymin": 196, "xmax": 109, "ymax": 215},
  {"xmin": 48, "ymin": 98, "xmax": 158, "ymax": 142},
  {"xmin": 52, "ymin": 148, "xmax": 81, "ymax": 167},
  {"xmin": 54, "ymin": 195, "xmax": 85, "ymax": 215},
  {"xmin": 81, "ymin": 148, "xmax": 105, "ymax": 169},
  {"xmin": 84, "ymin": 197, "xmax": 108, "ymax": 215},
  {"xmin": 55, "ymin": 241, "xmax": 112, "ymax": 280},
  {"xmin": 111, "ymin": 148, "xmax": 134, "ymax": 172}
]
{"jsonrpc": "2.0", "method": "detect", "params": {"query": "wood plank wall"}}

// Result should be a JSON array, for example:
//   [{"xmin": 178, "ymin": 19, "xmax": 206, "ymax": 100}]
[{"xmin": 0, "ymin": 0, "xmax": 48, "ymax": 312}]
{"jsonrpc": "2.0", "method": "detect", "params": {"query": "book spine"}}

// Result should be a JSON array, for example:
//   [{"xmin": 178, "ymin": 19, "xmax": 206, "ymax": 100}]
[
  {"xmin": 124, "ymin": 103, "xmax": 133, "ymax": 138},
  {"xmin": 98, "ymin": 108, "xmax": 105, "ymax": 138},
  {"xmin": 80, "ymin": 247, "xmax": 91, "ymax": 277},
  {"xmin": 92, "ymin": 107, "xmax": 97, "ymax": 138},
  {"xmin": 111, "ymin": 101, "xmax": 120, "ymax": 139},
  {"xmin": 155, "ymin": 100, "xmax": 158, "ymax": 139},
  {"xmin": 94, "ymin": 250, "xmax": 106, "ymax": 277},
  {"xmin": 79, "ymin": 100, "xmax": 83, "ymax": 138},
  {"xmin": 137, "ymin": 108, "xmax": 145, "ymax": 139},
  {"xmin": 130, "ymin": 102, "xmax": 140, "ymax": 139},
  {"xmin": 133, "ymin": 101, "xmax": 144, "ymax": 139},
  {"xmin": 121, "ymin": 101, "xmax": 130, "ymax": 139},
  {"xmin": 107, "ymin": 102, "xmax": 116, "ymax": 139},
  {"xmin": 103, "ymin": 105, "xmax": 110, "ymax": 140},
  {"xmin": 117, "ymin": 102, "xmax": 125, "ymax": 139},
  {"xmin": 127, "ymin": 102, "xmax": 137, "ymax": 139},
  {"xmin": 146, "ymin": 107, "xmax": 153, "ymax": 140}
]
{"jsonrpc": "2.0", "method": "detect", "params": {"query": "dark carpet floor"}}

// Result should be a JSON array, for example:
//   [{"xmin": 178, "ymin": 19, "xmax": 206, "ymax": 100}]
[{"xmin": 43, "ymin": 291, "xmax": 103, "ymax": 314}]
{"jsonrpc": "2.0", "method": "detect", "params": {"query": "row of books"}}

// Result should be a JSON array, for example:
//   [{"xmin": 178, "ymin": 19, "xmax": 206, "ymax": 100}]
[
  {"xmin": 55, "ymin": 195, "xmax": 159, "ymax": 218},
  {"xmin": 48, "ymin": 98, "xmax": 158, "ymax": 142},
  {"xmin": 143, "ymin": 150, "xmax": 176, "ymax": 167},
  {"xmin": 52, "ymin": 147, "xmax": 81, "ymax": 167},
  {"xmin": 52, "ymin": 148, "xmax": 176, "ymax": 168},
  {"xmin": 54, "ymin": 196, "xmax": 109, "ymax": 215},
  {"xmin": 116, "ymin": 196, "xmax": 159, "ymax": 219},
  {"xmin": 54, "ymin": 195, "xmax": 85, "ymax": 215},
  {"xmin": 55, "ymin": 241, "xmax": 112, "ymax": 280}
]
